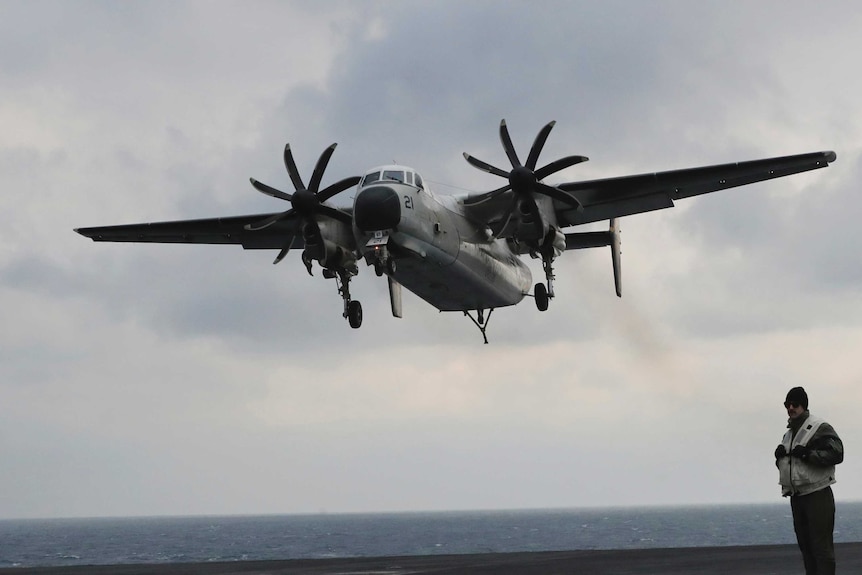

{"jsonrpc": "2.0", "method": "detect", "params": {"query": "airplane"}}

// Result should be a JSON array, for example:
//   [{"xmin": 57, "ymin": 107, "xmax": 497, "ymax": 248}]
[{"xmin": 75, "ymin": 120, "xmax": 836, "ymax": 343}]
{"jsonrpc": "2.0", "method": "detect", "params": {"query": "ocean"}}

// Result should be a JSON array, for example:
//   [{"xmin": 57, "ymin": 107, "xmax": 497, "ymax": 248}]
[{"xmin": 3, "ymin": 503, "xmax": 862, "ymax": 568}]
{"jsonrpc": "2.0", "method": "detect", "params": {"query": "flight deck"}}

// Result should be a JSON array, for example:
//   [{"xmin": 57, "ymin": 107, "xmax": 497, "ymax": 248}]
[{"xmin": 5, "ymin": 543, "xmax": 862, "ymax": 574}]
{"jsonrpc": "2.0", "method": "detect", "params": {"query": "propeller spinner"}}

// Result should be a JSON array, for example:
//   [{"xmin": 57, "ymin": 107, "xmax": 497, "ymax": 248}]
[{"xmin": 246, "ymin": 143, "xmax": 359, "ymax": 264}]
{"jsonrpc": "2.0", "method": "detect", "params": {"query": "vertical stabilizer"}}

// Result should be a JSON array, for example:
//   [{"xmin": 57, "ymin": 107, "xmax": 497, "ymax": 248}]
[
  {"xmin": 388, "ymin": 276, "xmax": 403, "ymax": 318},
  {"xmin": 610, "ymin": 218, "xmax": 621, "ymax": 297},
  {"xmin": 564, "ymin": 218, "xmax": 622, "ymax": 297}
]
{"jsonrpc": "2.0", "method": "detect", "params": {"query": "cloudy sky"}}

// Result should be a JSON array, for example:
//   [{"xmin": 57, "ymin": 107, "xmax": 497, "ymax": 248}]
[{"xmin": 2, "ymin": 0, "xmax": 860, "ymax": 520}]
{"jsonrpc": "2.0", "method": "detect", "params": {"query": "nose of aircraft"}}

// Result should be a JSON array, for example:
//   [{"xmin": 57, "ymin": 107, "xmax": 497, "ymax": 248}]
[{"xmin": 354, "ymin": 185, "xmax": 401, "ymax": 231}]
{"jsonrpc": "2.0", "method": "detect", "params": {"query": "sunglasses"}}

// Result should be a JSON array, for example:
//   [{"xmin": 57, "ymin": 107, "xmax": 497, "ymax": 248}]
[{"xmin": 784, "ymin": 401, "xmax": 801, "ymax": 409}]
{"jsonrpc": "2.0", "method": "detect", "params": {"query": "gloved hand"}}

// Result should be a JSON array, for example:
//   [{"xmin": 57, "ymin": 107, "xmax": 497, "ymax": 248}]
[
  {"xmin": 774, "ymin": 445, "xmax": 787, "ymax": 459},
  {"xmin": 791, "ymin": 445, "xmax": 811, "ymax": 460}
]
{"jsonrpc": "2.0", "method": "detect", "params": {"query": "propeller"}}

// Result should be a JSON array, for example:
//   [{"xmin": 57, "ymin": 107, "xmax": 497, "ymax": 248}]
[
  {"xmin": 245, "ymin": 143, "xmax": 360, "ymax": 264},
  {"xmin": 463, "ymin": 120, "xmax": 587, "ymax": 237}
]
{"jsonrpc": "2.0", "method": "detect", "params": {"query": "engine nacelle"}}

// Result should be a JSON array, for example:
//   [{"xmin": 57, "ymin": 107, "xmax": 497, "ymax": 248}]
[
  {"xmin": 547, "ymin": 226, "xmax": 567, "ymax": 257},
  {"xmin": 514, "ymin": 194, "xmax": 561, "ymax": 244},
  {"xmin": 302, "ymin": 218, "xmax": 357, "ymax": 273}
]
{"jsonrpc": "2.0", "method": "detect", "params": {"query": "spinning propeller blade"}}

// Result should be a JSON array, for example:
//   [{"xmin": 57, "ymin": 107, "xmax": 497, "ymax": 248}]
[
  {"xmin": 250, "ymin": 178, "xmax": 293, "ymax": 202},
  {"xmin": 462, "ymin": 153, "xmax": 510, "ymax": 179},
  {"xmin": 283, "ymin": 144, "xmax": 305, "ymax": 191},
  {"xmin": 526, "ymin": 121, "xmax": 555, "ymax": 170},
  {"xmin": 245, "ymin": 209, "xmax": 293, "ymax": 231},
  {"xmin": 499, "ymin": 120, "xmax": 521, "ymax": 168},
  {"xmin": 308, "ymin": 144, "xmax": 336, "ymax": 194}
]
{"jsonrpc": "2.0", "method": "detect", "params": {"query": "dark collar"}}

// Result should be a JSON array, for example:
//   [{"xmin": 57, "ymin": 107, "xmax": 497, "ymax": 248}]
[{"xmin": 787, "ymin": 410, "xmax": 811, "ymax": 433}]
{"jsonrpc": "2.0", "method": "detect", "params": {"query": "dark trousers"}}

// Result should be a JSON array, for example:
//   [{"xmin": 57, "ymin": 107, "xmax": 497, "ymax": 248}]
[{"xmin": 791, "ymin": 486, "xmax": 836, "ymax": 575}]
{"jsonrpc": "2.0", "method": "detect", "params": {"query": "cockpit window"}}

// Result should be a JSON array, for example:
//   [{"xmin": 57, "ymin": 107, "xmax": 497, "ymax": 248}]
[
  {"xmin": 383, "ymin": 170, "xmax": 405, "ymax": 183},
  {"xmin": 363, "ymin": 169, "xmax": 423, "ymax": 188},
  {"xmin": 361, "ymin": 172, "xmax": 381, "ymax": 186}
]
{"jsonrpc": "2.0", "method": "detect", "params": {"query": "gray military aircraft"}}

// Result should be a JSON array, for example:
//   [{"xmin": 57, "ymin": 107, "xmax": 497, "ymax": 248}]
[{"xmin": 76, "ymin": 120, "xmax": 836, "ymax": 342}]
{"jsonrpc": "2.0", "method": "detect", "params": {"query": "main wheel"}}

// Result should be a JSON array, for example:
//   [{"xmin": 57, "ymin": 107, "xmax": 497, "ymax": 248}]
[
  {"xmin": 348, "ymin": 300, "xmax": 363, "ymax": 328},
  {"xmin": 535, "ymin": 283, "xmax": 549, "ymax": 311}
]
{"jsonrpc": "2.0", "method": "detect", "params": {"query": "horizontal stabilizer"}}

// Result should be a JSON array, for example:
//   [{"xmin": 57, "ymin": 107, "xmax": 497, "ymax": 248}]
[{"xmin": 565, "ymin": 231, "xmax": 612, "ymax": 250}]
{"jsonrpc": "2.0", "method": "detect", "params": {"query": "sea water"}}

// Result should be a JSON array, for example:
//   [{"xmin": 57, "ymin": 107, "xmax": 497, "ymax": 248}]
[{"xmin": 2, "ymin": 503, "xmax": 862, "ymax": 568}]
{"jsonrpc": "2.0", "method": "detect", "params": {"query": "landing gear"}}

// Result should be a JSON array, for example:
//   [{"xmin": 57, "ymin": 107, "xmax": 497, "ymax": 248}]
[
  {"xmin": 371, "ymin": 244, "xmax": 396, "ymax": 277},
  {"xmin": 534, "ymin": 249, "xmax": 556, "ymax": 312},
  {"xmin": 326, "ymin": 268, "xmax": 363, "ymax": 329},
  {"xmin": 373, "ymin": 257, "xmax": 396, "ymax": 277}
]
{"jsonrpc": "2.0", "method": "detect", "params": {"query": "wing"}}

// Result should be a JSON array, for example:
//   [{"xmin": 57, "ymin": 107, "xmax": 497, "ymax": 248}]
[
  {"xmin": 554, "ymin": 151, "xmax": 836, "ymax": 227},
  {"xmin": 75, "ymin": 213, "xmax": 302, "ymax": 250}
]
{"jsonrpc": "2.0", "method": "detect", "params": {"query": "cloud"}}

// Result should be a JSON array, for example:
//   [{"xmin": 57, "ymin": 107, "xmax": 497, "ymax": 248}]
[{"xmin": 1, "ymin": 0, "xmax": 860, "ymax": 519}]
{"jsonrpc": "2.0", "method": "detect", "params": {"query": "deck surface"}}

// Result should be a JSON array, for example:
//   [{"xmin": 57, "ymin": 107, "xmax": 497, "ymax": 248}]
[{"xmin": 5, "ymin": 543, "xmax": 862, "ymax": 574}]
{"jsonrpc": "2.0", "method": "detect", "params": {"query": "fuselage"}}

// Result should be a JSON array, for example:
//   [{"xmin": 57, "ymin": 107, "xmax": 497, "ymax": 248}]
[{"xmin": 351, "ymin": 165, "xmax": 531, "ymax": 311}]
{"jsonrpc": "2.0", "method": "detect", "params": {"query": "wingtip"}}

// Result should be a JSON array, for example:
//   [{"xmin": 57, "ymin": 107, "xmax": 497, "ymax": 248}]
[
  {"xmin": 74, "ymin": 227, "xmax": 97, "ymax": 240},
  {"xmin": 825, "ymin": 151, "xmax": 837, "ymax": 163}
]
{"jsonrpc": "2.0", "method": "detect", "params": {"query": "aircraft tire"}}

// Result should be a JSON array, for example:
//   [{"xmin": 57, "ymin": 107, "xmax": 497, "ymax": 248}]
[
  {"xmin": 348, "ymin": 300, "xmax": 363, "ymax": 328},
  {"xmin": 535, "ymin": 283, "xmax": 549, "ymax": 312}
]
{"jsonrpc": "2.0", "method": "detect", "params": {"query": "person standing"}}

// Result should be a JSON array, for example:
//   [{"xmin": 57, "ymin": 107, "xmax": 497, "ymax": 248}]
[{"xmin": 775, "ymin": 386, "xmax": 844, "ymax": 575}]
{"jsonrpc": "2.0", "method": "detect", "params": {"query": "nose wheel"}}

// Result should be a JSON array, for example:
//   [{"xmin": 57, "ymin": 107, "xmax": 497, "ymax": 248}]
[{"xmin": 371, "ymin": 245, "xmax": 396, "ymax": 277}]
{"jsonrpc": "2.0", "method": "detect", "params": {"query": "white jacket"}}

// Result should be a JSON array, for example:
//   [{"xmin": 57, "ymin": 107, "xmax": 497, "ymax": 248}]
[{"xmin": 777, "ymin": 414, "xmax": 837, "ymax": 497}]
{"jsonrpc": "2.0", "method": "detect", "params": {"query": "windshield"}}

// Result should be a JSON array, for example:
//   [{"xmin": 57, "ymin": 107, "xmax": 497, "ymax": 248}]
[
  {"xmin": 383, "ymin": 170, "xmax": 405, "ymax": 183},
  {"xmin": 361, "ymin": 172, "xmax": 381, "ymax": 186},
  {"xmin": 362, "ymin": 169, "xmax": 420, "ymax": 188}
]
